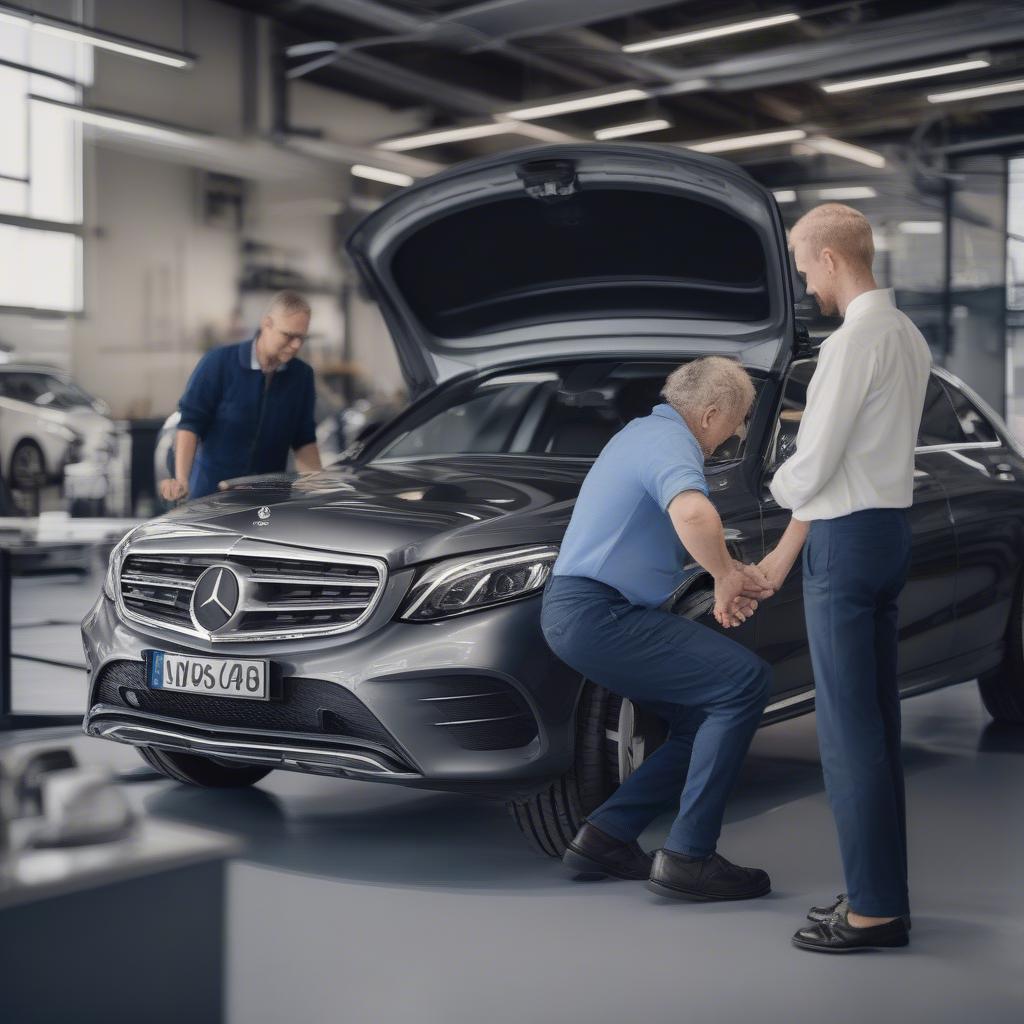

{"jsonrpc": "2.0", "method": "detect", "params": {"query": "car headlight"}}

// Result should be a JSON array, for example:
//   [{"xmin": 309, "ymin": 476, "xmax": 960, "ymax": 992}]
[
  {"xmin": 399, "ymin": 545, "xmax": 558, "ymax": 621},
  {"xmin": 103, "ymin": 528, "xmax": 137, "ymax": 600},
  {"xmin": 45, "ymin": 422, "xmax": 80, "ymax": 444}
]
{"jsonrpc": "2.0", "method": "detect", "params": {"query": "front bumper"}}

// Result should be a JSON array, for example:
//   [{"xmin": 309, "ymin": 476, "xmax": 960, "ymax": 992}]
[{"xmin": 81, "ymin": 583, "xmax": 580, "ymax": 798}]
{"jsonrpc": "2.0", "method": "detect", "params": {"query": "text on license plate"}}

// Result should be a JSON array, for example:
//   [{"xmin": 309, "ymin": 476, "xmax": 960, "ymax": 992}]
[{"xmin": 147, "ymin": 651, "xmax": 269, "ymax": 701}]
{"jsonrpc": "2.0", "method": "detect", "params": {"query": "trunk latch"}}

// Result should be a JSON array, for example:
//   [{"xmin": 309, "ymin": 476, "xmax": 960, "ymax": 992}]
[{"xmin": 515, "ymin": 159, "xmax": 578, "ymax": 202}]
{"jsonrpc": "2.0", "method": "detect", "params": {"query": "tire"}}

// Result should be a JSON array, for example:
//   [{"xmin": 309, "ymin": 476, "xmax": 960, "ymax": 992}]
[
  {"xmin": 10, "ymin": 439, "xmax": 46, "ymax": 491},
  {"xmin": 137, "ymin": 746, "xmax": 272, "ymax": 788},
  {"xmin": 978, "ymin": 574, "xmax": 1024, "ymax": 723},
  {"xmin": 508, "ymin": 584, "xmax": 710, "ymax": 857}
]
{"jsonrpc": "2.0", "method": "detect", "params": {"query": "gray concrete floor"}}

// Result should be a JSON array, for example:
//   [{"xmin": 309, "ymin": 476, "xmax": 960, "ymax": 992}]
[{"xmin": 8, "ymin": 573, "xmax": 1024, "ymax": 1023}]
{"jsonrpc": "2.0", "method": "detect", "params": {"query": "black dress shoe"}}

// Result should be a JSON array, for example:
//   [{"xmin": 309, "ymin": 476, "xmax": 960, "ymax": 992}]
[
  {"xmin": 561, "ymin": 822, "xmax": 653, "ymax": 880},
  {"xmin": 808, "ymin": 893, "xmax": 912, "ymax": 931},
  {"xmin": 793, "ymin": 907, "xmax": 909, "ymax": 953},
  {"xmin": 646, "ymin": 848, "xmax": 771, "ymax": 901}
]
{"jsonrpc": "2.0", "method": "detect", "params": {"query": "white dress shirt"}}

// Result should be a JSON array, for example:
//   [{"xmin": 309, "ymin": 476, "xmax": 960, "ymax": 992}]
[{"xmin": 770, "ymin": 287, "xmax": 932, "ymax": 522}]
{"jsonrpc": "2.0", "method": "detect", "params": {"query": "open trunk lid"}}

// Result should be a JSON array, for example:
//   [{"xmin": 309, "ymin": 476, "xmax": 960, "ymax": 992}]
[{"xmin": 347, "ymin": 143, "xmax": 795, "ymax": 394}]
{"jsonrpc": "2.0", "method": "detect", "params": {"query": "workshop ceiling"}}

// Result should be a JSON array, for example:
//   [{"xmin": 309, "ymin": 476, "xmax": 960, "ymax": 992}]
[{"xmin": 220, "ymin": 0, "xmax": 1024, "ymax": 182}]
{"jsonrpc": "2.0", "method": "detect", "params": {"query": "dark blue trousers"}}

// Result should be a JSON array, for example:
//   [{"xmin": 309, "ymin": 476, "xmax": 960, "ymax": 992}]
[
  {"xmin": 541, "ymin": 575, "xmax": 772, "ymax": 857},
  {"xmin": 803, "ymin": 508, "xmax": 913, "ymax": 918}
]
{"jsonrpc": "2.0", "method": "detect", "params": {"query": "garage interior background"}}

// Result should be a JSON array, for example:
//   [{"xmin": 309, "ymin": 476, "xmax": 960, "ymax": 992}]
[
  {"xmin": 2, "ymin": 3, "xmax": 1024, "ymax": 1020},
  {"xmin": 2, "ymin": 0, "xmax": 1023, "ymax": 447},
  {"xmin": 0, "ymin": 1, "xmax": 1021, "ymax": 685}
]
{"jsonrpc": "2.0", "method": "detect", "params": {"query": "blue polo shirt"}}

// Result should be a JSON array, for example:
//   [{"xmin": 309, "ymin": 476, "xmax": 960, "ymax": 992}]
[
  {"xmin": 177, "ymin": 337, "xmax": 317, "ymax": 498},
  {"xmin": 551, "ymin": 403, "xmax": 709, "ymax": 607}
]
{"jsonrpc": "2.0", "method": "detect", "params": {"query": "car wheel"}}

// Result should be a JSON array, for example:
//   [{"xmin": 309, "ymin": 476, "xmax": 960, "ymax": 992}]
[
  {"xmin": 137, "ymin": 746, "xmax": 272, "ymax": 788},
  {"xmin": 10, "ymin": 439, "xmax": 46, "ymax": 491},
  {"xmin": 978, "ymin": 573, "xmax": 1024, "ymax": 723},
  {"xmin": 507, "ymin": 584, "xmax": 709, "ymax": 857}
]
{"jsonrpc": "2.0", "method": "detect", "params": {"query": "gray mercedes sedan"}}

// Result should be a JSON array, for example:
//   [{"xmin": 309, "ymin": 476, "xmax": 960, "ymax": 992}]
[{"xmin": 82, "ymin": 144, "xmax": 1024, "ymax": 855}]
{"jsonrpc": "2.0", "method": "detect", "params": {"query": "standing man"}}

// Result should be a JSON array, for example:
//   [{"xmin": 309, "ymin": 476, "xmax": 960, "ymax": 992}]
[
  {"xmin": 160, "ymin": 291, "xmax": 322, "ymax": 502},
  {"xmin": 758, "ymin": 204, "xmax": 931, "ymax": 952},
  {"xmin": 542, "ymin": 357, "xmax": 777, "ymax": 902}
]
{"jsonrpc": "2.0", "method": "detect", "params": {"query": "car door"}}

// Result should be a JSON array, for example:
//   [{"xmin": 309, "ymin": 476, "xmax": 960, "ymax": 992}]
[
  {"xmin": 756, "ymin": 358, "xmax": 958, "ymax": 696},
  {"xmin": 924, "ymin": 372, "xmax": 1024, "ymax": 659}
]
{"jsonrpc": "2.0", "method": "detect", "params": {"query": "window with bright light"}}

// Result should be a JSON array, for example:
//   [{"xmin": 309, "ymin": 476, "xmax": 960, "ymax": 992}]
[{"xmin": 0, "ymin": 15, "xmax": 89, "ymax": 312}]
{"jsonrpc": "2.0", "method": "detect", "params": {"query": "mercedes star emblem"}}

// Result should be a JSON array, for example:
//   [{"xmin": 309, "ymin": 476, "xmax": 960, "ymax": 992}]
[
  {"xmin": 191, "ymin": 566, "xmax": 241, "ymax": 632},
  {"xmin": 257, "ymin": 506, "xmax": 271, "ymax": 520}
]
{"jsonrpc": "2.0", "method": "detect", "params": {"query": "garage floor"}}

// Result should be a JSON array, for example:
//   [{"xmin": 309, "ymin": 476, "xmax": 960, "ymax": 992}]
[{"xmin": 9, "ymin": 573, "xmax": 1024, "ymax": 1023}]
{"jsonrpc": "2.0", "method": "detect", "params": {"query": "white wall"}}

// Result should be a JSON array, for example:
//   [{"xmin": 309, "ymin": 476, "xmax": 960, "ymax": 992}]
[{"xmin": 0, "ymin": 0, "xmax": 414, "ymax": 417}]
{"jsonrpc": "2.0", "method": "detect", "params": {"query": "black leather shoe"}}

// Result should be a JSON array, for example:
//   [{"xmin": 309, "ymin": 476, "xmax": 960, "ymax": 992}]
[
  {"xmin": 646, "ymin": 849, "xmax": 771, "ymax": 901},
  {"xmin": 793, "ymin": 907, "xmax": 909, "ymax": 953},
  {"xmin": 808, "ymin": 893, "xmax": 912, "ymax": 931},
  {"xmin": 561, "ymin": 822, "xmax": 653, "ymax": 880}
]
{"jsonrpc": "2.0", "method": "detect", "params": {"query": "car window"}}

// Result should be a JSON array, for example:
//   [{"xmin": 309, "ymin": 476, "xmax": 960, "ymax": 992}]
[
  {"xmin": 376, "ymin": 382, "xmax": 540, "ymax": 459},
  {"xmin": 940, "ymin": 381, "xmax": 999, "ymax": 444},
  {"xmin": 0, "ymin": 373, "xmax": 48, "ymax": 404},
  {"xmin": 917, "ymin": 375, "xmax": 967, "ymax": 447},
  {"xmin": 769, "ymin": 357, "xmax": 816, "ymax": 467},
  {"xmin": 371, "ymin": 365, "xmax": 761, "ymax": 465}
]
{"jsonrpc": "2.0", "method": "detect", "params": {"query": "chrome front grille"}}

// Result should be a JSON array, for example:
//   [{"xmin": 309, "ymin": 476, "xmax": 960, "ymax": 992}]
[{"xmin": 117, "ymin": 541, "xmax": 387, "ymax": 642}]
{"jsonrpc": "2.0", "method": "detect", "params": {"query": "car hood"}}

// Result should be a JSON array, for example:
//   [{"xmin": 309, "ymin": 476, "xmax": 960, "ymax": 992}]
[
  {"xmin": 138, "ymin": 457, "xmax": 750, "ymax": 570},
  {"xmin": 347, "ymin": 142, "xmax": 795, "ymax": 395}
]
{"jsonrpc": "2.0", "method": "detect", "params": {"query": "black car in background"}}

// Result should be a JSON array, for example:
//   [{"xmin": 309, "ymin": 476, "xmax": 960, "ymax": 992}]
[{"xmin": 82, "ymin": 144, "xmax": 1024, "ymax": 856}]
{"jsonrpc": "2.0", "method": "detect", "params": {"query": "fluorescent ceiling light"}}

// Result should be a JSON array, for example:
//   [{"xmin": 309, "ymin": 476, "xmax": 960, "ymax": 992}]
[
  {"xmin": 506, "ymin": 88, "xmax": 649, "ymax": 121},
  {"xmin": 773, "ymin": 190, "xmax": 797, "ymax": 203},
  {"xmin": 899, "ymin": 221, "xmax": 943, "ymax": 234},
  {"xmin": 817, "ymin": 186, "xmax": 877, "ymax": 200},
  {"xmin": 380, "ymin": 122, "xmax": 523, "ymax": 151},
  {"xmin": 29, "ymin": 94, "xmax": 198, "ymax": 144},
  {"xmin": 822, "ymin": 58, "xmax": 990, "ymax": 94},
  {"xmin": 624, "ymin": 12, "xmax": 799, "ymax": 53},
  {"xmin": 0, "ymin": 3, "xmax": 193, "ymax": 68},
  {"xmin": 594, "ymin": 118, "xmax": 672, "ymax": 140},
  {"xmin": 351, "ymin": 164, "xmax": 414, "ymax": 187},
  {"xmin": 802, "ymin": 136, "xmax": 886, "ymax": 168},
  {"xmin": 686, "ymin": 128, "xmax": 806, "ymax": 153},
  {"xmin": 928, "ymin": 77, "xmax": 1024, "ymax": 103}
]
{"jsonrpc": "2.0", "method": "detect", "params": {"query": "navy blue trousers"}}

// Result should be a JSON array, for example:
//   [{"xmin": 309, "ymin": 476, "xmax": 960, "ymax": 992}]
[
  {"xmin": 803, "ymin": 508, "xmax": 912, "ymax": 918},
  {"xmin": 541, "ymin": 575, "xmax": 772, "ymax": 857}
]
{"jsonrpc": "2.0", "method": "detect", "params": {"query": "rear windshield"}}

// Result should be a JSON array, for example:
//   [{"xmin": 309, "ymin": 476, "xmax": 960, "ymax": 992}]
[
  {"xmin": 391, "ymin": 188, "xmax": 771, "ymax": 337},
  {"xmin": 370, "ymin": 362, "xmax": 763, "ymax": 465}
]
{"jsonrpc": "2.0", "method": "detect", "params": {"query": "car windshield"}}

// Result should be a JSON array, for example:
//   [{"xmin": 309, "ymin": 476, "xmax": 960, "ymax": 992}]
[
  {"xmin": 371, "ymin": 362, "xmax": 762, "ymax": 466},
  {"xmin": 0, "ymin": 372, "xmax": 97, "ymax": 410},
  {"xmin": 38, "ymin": 375, "xmax": 98, "ymax": 410}
]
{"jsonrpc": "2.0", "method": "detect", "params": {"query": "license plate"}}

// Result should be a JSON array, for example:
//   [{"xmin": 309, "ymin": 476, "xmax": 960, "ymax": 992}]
[{"xmin": 146, "ymin": 651, "xmax": 269, "ymax": 701}]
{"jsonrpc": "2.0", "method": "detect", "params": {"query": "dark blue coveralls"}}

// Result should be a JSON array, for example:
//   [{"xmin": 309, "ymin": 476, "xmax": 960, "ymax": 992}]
[{"xmin": 177, "ymin": 337, "xmax": 317, "ymax": 499}]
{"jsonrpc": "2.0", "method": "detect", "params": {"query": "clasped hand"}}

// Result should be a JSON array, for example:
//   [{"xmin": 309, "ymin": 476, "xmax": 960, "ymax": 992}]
[{"xmin": 713, "ymin": 561, "xmax": 776, "ymax": 629}]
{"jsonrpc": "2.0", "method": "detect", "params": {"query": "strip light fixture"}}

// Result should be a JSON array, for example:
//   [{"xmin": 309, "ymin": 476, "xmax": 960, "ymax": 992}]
[
  {"xmin": 802, "ymin": 136, "xmax": 887, "ymax": 169},
  {"xmin": 821, "ymin": 58, "xmax": 990, "ymax": 94},
  {"xmin": 506, "ymin": 88, "xmax": 649, "ymax": 121},
  {"xmin": 686, "ymin": 128, "xmax": 807, "ymax": 153},
  {"xmin": 899, "ymin": 221, "xmax": 943, "ymax": 234},
  {"xmin": 816, "ymin": 186, "xmax": 877, "ymax": 200},
  {"xmin": 380, "ymin": 122, "xmax": 523, "ymax": 151},
  {"xmin": 927, "ymin": 77, "xmax": 1024, "ymax": 103},
  {"xmin": 773, "ymin": 190, "xmax": 797, "ymax": 203},
  {"xmin": 624, "ymin": 12, "xmax": 800, "ymax": 53},
  {"xmin": 594, "ymin": 118, "xmax": 672, "ymax": 140},
  {"xmin": 29, "ymin": 94, "xmax": 198, "ymax": 144},
  {"xmin": 0, "ymin": 3, "xmax": 194, "ymax": 68},
  {"xmin": 351, "ymin": 164, "xmax": 414, "ymax": 187}
]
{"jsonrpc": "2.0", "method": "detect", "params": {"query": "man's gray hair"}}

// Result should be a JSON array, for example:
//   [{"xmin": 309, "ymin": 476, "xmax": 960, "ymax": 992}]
[
  {"xmin": 660, "ymin": 357, "xmax": 755, "ymax": 420},
  {"xmin": 267, "ymin": 290, "xmax": 311, "ymax": 317}
]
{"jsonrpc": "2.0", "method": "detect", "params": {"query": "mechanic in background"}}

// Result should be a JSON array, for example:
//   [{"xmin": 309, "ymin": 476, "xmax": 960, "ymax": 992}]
[{"xmin": 159, "ymin": 290, "xmax": 322, "ymax": 502}]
